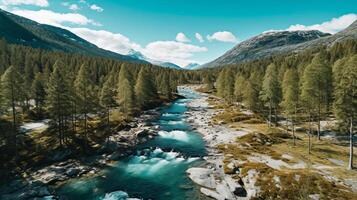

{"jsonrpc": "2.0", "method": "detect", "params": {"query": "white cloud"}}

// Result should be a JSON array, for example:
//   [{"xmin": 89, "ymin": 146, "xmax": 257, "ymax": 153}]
[
  {"xmin": 69, "ymin": 4, "xmax": 79, "ymax": 11},
  {"xmin": 1, "ymin": 0, "xmax": 48, "ymax": 7},
  {"xmin": 176, "ymin": 32, "xmax": 190, "ymax": 43},
  {"xmin": 90, "ymin": 4, "xmax": 103, "ymax": 12},
  {"xmin": 286, "ymin": 14, "xmax": 357, "ymax": 34},
  {"xmin": 207, "ymin": 31, "xmax": 238, "ymax": 43},
  {"xmin": 195, "ymin": 33, "xmax": 204, "ymax": 42},
  {"xmin": 69, "ymin": 28, "xmax": 206, "ymax": 66},
  {"xmin": 142, "ymin": 41, "xmax": 207, "ymax": 66},
  {"xmin": 69, "ymin": 27, "xmax": 141, "ymax": 55},
  {"xmin": 11, "ymin": 9, "xmax": 100, "ymax": 27}
]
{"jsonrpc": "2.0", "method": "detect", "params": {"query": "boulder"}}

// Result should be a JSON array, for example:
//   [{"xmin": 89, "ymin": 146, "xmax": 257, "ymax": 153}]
[
  {"xmin": 186, "ymin": 168, "xmax": 216, "ymax": 189},
  {"xmin": 65, "ymin": 168, "xmax": 80, "ymax": 177},
  {"xmin": 200, "ymin": 188, "xmax": 225, "ymax": 200}
]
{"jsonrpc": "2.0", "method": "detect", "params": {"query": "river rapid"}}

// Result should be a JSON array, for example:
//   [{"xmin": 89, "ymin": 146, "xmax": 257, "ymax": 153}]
[{"xmin": 56, "ymin": 88, "xmax": 208, "ymax": 200}]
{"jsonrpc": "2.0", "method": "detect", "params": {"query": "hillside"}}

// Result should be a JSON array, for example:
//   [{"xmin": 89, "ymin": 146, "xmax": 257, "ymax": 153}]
[
  {"xmin": 201, "ymin": 20, "xmax": 357, "ymax": 68},
  {"xmin": 0, "ymin": 9, "xmax": 145, "ymax": 63}
]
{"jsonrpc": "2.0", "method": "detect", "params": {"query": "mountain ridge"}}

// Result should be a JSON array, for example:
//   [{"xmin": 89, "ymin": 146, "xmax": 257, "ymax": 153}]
[
  {"xmin": 200, "ymin": 20, "xmax": 357, "ymax": 69},
  {"xmin": 0, "ymin": 9, "xmax": 147, "ymax": 63}
]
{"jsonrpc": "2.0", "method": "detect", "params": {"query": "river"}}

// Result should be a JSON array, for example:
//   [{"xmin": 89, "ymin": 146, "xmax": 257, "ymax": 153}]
[{"xmin": 56, "ymin": 88, "xmax": 208, "ymax": 200}]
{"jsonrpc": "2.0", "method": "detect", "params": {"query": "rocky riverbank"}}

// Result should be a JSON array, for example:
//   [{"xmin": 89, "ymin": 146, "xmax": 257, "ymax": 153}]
[
  {"xmin": 182, "ymin": 85, "xmax": 251, "ymax": 200},
  {"xmin": 0, "ymin": 108, "xmax": 163, "ymax": 200},
  {"xmin": 183, "ymin": 85, "xmax": 357, "ymax": 200}
]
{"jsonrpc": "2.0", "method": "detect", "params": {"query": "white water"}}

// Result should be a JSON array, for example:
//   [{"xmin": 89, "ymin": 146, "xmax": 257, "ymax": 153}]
[
  {"xmin": 124, "ymin": 148, "xmax": 198, "ymax": 177},
  {"xmin": 158, "ymin": 130, "xmax": 190, "ymax": 142}
]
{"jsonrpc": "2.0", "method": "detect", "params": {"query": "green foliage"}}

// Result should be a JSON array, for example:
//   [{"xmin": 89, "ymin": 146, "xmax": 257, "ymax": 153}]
[
  {"xmin": 281, "ymin": 68, "xmax": 299, "ymax": 115},
  {"xmin": 260, "ymin": 63, "xmax": 281, "ymax": 109},
  {"xmin": 135, "ymin": 67, "xmax": 158, "ymax": 109},
  {"xmin": 117, "ymin": 64, "xmax": 135, "ymax": 115},
  {"xmin": 333, "ymin": 55, "xmax": 357, "ymax": 130},
  {"xmin": 234, "ymin": 75, "xmax": 246, "ymax": 102}
]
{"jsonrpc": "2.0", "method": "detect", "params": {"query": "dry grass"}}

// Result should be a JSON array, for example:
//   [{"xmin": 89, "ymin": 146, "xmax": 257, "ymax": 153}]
[{"xmin": 208, "ymin": 98, "xmax": 357, "ymax": 199}]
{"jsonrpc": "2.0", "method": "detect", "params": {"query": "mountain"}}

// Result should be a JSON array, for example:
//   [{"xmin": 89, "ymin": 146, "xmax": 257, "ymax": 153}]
[
  {"xmin": 0, "ymin": 9, "xmax": 146, "ymax": 63},
  {"xmin": 184, "ymin": 63, "xmax": 201, "ymax": 70},
  {"xmin": 200, "ymin": 30, "xmax": 331, "ymax": 68},
  {"xmin": 200, "ymin": 20, "xmax": 357, "ymax": 68},
  {"xmin": 128, "ymin": 50, "xmax": 182, "ymax": 70}
]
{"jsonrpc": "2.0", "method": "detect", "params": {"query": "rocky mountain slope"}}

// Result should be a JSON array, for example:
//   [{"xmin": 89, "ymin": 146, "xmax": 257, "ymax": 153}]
[
  {"xmin": 201, "ymin": 20, "xmax": 357, "ymax": 68},
  {"xmin": 0, "ymin": 9, "xmax": 145, "ymax": 63}
]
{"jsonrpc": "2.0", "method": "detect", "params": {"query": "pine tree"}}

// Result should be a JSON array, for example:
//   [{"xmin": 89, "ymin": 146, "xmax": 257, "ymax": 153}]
[
  {"xmin": 100, "ymin": 73, "xmax": 117, "ymax": 142},
  {"xmin": 1, "ymin": 66, "xmax": 24, "ymax": 156},
  {"xmin": 31, "ymin": 73, "xmax": 46, "ymax": 117},
  {"xmin": 216, "ymin": 69, "xmax": 226, "ymax": 97},
  {"xmin": 234, "ymin": 75, "xmax": 246, "ymax": 104},
  {"xmin": 160, "ymin": 73, "xmax": 172, "ymax": 100},
  {"xmin": 46, "ymin": 61, "xmax": 72, "ymax": 147},
  {"xmin": 333, "ymin": 55, "xmax": 357, "ymax": 170},
  {"xmin": 243, "ymin": 80, "xmax": 259, "ymax": 111},
  {"xmin": 224, "ymin": 69, "xmax": 235, "ymax": 102},
  {"xmin": 301, "ymin": 53, "xmax": 332, "ymax": 140},
  {"xmin": 117, "ymin": 64, "xmax": 135, "ymax": 116},
  {"xmin": 203, "ymin": 73, "xmax": 214, "ymax": 92},
  {"xmin": 281, "ymin": 68, "xmax": 299, "ymax": 145},
  {"xmin": 260, "ymin": 63, "xmax": 281, "ymax": 127},
  {"xmin": 75, "ymin": 64, "xmax": 97, "ymax": 148},
  {"xmin": 135, "ymin": 67, "xmax": 158, "ymax": 110}
]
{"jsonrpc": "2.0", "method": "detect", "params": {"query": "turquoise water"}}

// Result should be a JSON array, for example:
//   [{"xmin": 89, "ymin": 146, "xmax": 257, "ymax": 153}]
[{"xmin": 56, "ymin": 88, "xmax": 207, "ymax": 200}]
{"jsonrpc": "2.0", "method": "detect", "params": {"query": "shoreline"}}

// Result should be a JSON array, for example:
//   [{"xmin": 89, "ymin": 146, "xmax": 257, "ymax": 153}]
[
  {"xmin": 183, "ymin": 85, "xmax": 249, "ymax": 200},
  {"xmin": 0, "ymin": 100, "xmax": 177, "ymax": 200}
]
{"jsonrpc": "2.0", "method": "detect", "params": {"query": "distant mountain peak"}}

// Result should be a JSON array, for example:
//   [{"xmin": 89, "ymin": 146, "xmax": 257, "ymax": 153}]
[
  {"xmin": 184, "ymin": 63, "xmax": 201, "ymax": 70},
  {"xmin": 127, "ymin": 49, "xmax": 182, "ymax": 70},
  {"xmin": 200, "ymin": 29, "xmax": 334, "ymax": 69}
]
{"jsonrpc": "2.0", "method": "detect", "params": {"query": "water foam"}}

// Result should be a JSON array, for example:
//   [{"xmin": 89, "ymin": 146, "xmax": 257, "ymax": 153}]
[
  {"xmin": 158, "ymin": 130, "xmax": 189, "ymax": 142},
  {"xmin": 124, "ymin": 148, "xmax": 198, "ymax": 177},
  {"xmin": 101, "ymin": 190, "xmax": 140, "ymax": 200}
]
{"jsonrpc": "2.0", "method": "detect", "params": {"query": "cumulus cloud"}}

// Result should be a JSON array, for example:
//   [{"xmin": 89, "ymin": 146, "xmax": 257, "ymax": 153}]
[
  {"xmin": 286, "ymin": 13, "xmax": 357, "ymax": 34},
  {"xmin": 1, "ymin": 0, "xmax": 48, "ymax": 7},
  {"xmin": 142, "ymin": 41, "xmax": 207, "ymax": 66},
  {"xmin": 90, "ymin": 4, "xmax": 103, "ymax": 12},
  {"xmin": 11, "ymin": 9, "xmax": 100, "ymax": 27},
  {"xmin": 207, "ymin": 31, "xmax": 238, "ymax": 43},
  {"xmin": 69, "ymin": 27, "xmax": 141, "ymax": 55},
  {"xmin": 70, "ymin": 28, "xmax": 206, "ymax": 66},
  {"xmin": 176, "ymin": 32, "xmax": 190, "ymax": 43},
  {"xmin": 195, "ymin": 33, "xmax": 204, "ymax": 42},
  {"xmin": 69, "ymin": 4, "xmax": 79, "ymax": 11}
]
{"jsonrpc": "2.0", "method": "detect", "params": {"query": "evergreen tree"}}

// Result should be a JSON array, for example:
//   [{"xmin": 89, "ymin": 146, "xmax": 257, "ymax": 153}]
[
  {"xmin": 46, "ymin": 61, "xmax": 72, "ymax": 147},
  {"xmin": 234, "ymin": 75, "xmax": 246, "ymax": 104},
  {"xmin": 117, "ymin": 64, "xmax": 135, "ymax": 115},
  {"xmin": 75, "ymin": 64, "xmax": 98, "ymax": 148},
  {"xmin": 281, "ymin": 68, "xmax": 299, "ymax": 145},
  {"xmin": 216, "ymin": 69, "xmax": 226, "ymax": 97},
  {"xmin": 260, "ymin": 63, "xmax": 281, "ymax": 127},
  {"xmin": 333, "ymin": 55, "xmax": 357, "ymax": 170},
  {"xmin": 135, "ymin": 67, "xmax": 158, "ymax": 110},
  {"xmin": 100, "ymin": 73, "xmax": 117, "ymax": 142},
  {"xmin": 224, "ymin": 68, "xmax": 235, "ymax": 102},
  {"xmin": 203, "ymin": 73, "xmax": 214, "ymax": 92},
  {"xmin": 243, "ymin": 80, "xmax": 259, "ymax": 111},
  {"xmin": 31, "ymin": 73, "xmax": 46, "ymax": 117},
  {"xmin": 1, "ymin": 66, "xmax": 24, "ymax": 155},
  {"xmin": 160, "ymin": 73, "xmax": 172, "ymax": 100},
  {"xmin": 301, "ymin": 53, "xmax": 332, "ymax": 140}
]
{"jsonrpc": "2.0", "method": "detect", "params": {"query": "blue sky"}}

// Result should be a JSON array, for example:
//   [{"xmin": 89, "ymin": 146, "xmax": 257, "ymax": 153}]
[{"xmin": 1, "ymin": 0, "xmax": 357, "ymax": 67}]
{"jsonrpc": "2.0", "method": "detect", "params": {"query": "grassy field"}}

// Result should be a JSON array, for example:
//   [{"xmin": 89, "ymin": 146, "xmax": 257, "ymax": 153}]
[{"xmin": 208, "ymin": 97, "xmax": 357, "ymax": 200}]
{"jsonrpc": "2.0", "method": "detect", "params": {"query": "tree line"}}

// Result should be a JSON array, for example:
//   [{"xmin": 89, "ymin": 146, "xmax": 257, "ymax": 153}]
[
  {"xmin": 0, "ymin": 38, "xmax": 199, "ymax": 157},
  {"xmin": 213, "ymin": 40, "xmax": 357, "ymax": 170}
]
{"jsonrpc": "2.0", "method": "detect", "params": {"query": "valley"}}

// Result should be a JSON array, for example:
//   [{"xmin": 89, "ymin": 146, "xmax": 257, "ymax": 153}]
[{"xmin": 0, "ymin": 3, "xmax": 356, "ymax": 200}]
